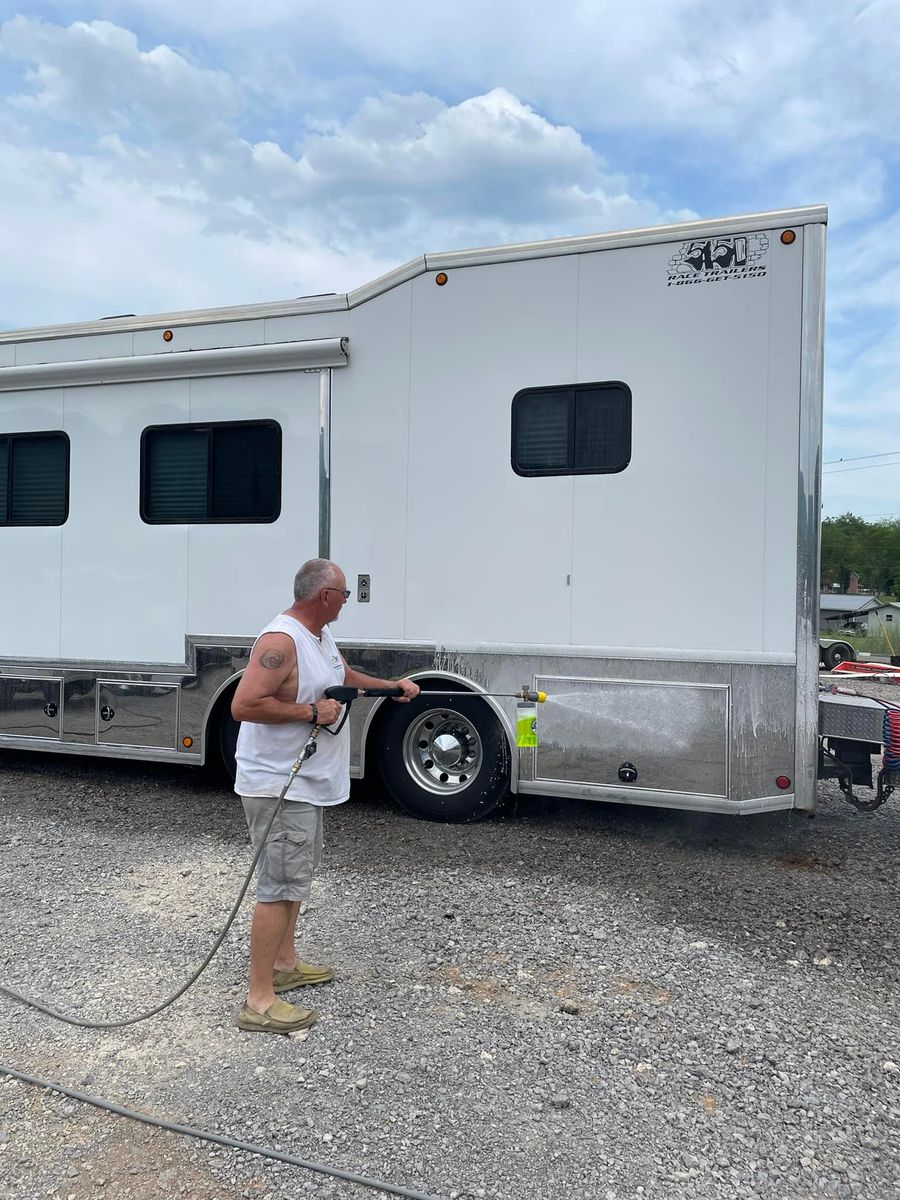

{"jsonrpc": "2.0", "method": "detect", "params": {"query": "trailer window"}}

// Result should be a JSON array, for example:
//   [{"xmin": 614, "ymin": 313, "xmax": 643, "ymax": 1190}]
[
  {"xmin": 0, "ymin": 432, "xmax": 69, "ymax": 526},
  {"xmin": 141, "ymin": 420, "xmax": 281, "ymax": 523},
  {"xmin": 511, "ymin": 382, "xmax": 631, "ymax": 476}
]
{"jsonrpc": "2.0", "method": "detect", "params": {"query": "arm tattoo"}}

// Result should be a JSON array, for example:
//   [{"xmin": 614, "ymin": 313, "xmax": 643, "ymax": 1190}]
[{"xmin": 260, "ymin": 650, "xmax": 286, "ymax": 670}]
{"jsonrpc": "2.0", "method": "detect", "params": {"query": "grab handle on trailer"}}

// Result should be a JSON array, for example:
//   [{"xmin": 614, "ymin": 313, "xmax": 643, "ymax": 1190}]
[{"xmin": 324, "ymin": 685, "xmax": 404, "ymax": 703}]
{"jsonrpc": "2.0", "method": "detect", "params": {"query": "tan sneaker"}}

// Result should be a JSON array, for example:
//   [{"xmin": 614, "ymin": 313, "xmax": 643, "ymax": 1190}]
[
  {"xmin": 273, "ymin": 960, "xmax": 335, "ymax": 992},
  {"xmin": 236, "ymin": 998, "xmax": 317, "ymax": 1034}
]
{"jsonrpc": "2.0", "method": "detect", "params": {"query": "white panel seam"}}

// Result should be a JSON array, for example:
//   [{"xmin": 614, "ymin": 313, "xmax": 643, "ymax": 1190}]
[{"xmin": 402, "ymin": 282, "xmax": 414, "ymax": 639}]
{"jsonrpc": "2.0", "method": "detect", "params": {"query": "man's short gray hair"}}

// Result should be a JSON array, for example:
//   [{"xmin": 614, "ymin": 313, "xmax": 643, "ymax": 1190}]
[{"xmin": 293, "ymin": 559, "xmax": 340, "ymax": 602}]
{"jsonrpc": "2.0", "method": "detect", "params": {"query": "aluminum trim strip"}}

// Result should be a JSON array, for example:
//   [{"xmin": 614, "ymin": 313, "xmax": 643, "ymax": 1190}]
[
  {"xmin": 0, "ymin": 673, "xmax": 64, "ymax": 683},
  {"xmin": 347, "ymin": 257, "xmax": 428, "ymax": 307},
  {"xmin": 534, "ymin": 673, "xmax": 732, "ymax": 691},
  {"xmin": 405, "ymin": 643, "xmax": 793, "ymax": 665},
  {"xmin": 0, "ymin": 734, "xmax": 202, "ymax": 765},
  {"xmin": 319, "ymin": 369, "xmax": 332, "ymax": 558},
  {"xmin": 0, "ymin": 207, "xmax": 825, "ymax": 343},
  {"xmin": 794, "ymin": 223, "xmax": 827, "ymax": 811},
  {"xmin": 0, "ymin": 338, "xmax": 349, "ymax": 393},
  {"xmin": 516, "ymin": 779, "xmax": 795, "ymax": 814},
  {"xmin": 0, "ymin": 642, "xmax": 794, "ymax": 674},
  {"xmin": 426, "ymin": 206, "xmax": 828, "ymax": 272},
  {"xmin": 0, "ymin": 297, "xmax": 351, "ymax": 344}
]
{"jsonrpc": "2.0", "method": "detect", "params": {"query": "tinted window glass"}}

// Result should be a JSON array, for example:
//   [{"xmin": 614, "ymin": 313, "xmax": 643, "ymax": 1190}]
[
  {"xmin": 514, "ymin": 391, "xmax": 569, "ymax": 471},
  {"xmin": 573, "ymin": 386, "xmax": 630, "ymax": 472},
  {"xmin": 0, "ymin": 439, "xmax": 7, "ymax": 524},
  {"xmin": 211, "ymin": 424, "xmax": 279, "ymax": 522},
  {"xmin": 144, "ymin": 428, "xmax": 208, "ymax": 522},
  {"xmin": 0, "ymin": 432, "xmax": 69, "ymax": 526},
  {"xmin": 512, "ymin": 382, "xmax": 631, "ymax": 476},
  {"xmin": 141, "ymin": 421, "xmax": 281, "ymax": 523}
]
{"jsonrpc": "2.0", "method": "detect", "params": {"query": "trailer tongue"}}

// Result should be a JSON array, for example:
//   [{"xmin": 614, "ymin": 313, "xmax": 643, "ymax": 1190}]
[{"xmin": 818, "ymin": 685, "xmax": 899, "ymax": 810}]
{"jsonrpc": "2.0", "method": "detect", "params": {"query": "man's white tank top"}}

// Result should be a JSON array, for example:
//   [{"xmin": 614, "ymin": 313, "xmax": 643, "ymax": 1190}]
[{"xmin": 234, "ymin": 613, "xmax": 349, "ymax": 805}]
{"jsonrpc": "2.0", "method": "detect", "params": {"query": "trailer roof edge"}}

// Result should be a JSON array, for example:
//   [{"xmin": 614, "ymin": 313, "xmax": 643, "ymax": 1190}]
[{"xmin": 0, "ymin": 206, "xmax": 826, "ymax": 344}]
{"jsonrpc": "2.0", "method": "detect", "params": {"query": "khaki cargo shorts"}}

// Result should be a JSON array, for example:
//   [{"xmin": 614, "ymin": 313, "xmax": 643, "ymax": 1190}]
[{"xmin": 240, "ymin": 796, "xmax": 324, "ymax": 903}]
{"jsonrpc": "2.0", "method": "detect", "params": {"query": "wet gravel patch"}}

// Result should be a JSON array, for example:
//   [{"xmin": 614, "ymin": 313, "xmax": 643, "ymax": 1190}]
[{"xmin": 1, "ymin": 712, "xmax": 899, "ymax": 1200}]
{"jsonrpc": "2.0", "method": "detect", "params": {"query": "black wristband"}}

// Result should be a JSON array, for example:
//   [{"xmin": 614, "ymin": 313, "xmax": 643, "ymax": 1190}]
[{"xmin": 310, "ymin": 703, "xmax": 318, "ymax": 726}]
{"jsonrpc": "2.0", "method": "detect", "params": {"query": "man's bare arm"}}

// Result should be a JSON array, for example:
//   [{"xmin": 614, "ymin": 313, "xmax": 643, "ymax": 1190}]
[
  {"xmin": 231, "ymin": 633, "xmax": 313, "ymax": 724},
  {"xmin": 342, "ymin": 659, "xmax": 420, "ymax": 703}
]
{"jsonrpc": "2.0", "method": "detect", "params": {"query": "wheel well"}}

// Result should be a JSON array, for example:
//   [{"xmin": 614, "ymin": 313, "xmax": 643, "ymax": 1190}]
[
  {"xmin": 203, "ymin": 673, "xmax": 243, "ymax": 766},
  {"xmin": 360, "ymin": 675, "xmax": 515, "ymax": 783}
]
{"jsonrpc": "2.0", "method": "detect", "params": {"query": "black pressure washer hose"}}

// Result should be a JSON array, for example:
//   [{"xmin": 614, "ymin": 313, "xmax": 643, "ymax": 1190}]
[
  {"xmin": 0, "ymin": 686, "xmax": 422, "ymax": 1027},
  {"xmin": 0, "ymin": 720, "xmax": 327, "ymax": 1030},
  {"xmin": 0, "ymin": 1063, "xmax": 441, "ymax": 1200}
]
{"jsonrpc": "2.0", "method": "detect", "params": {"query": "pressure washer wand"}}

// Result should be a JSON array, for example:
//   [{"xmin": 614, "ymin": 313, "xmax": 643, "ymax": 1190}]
[{"xmin": 324, "ymin": 685, "xmax": 547, "ymax": 703}]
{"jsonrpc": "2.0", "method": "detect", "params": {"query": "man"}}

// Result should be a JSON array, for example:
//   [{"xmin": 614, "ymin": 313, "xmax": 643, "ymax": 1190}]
[{"xmin": 230, "ymin": 558, "xmax": 419, "ymax": 1034}]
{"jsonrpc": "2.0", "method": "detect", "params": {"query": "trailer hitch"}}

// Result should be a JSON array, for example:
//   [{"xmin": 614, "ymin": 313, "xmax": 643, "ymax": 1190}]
[{"xmin": 818, "ymin": 743, "xmax": 895, "ymax": 811}]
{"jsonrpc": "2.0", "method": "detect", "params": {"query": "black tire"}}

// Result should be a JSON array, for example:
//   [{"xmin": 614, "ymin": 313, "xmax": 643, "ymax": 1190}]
[
  {"xmin": 823, "ymin": 642, "xmax": 853, "ymax": 670},
  {"xmin": 215, "ymin": 704, "xmax": 240, "ymax": 782},
  {"xmin": 376, "ymin": 692, "xmax": 511, "ymax": 822}
]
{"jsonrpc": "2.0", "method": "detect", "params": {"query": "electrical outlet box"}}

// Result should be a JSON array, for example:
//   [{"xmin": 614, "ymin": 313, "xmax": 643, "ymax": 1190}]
[{"xmin": 357, "ymin": 574, "xmax": 370, "ymax": 603}]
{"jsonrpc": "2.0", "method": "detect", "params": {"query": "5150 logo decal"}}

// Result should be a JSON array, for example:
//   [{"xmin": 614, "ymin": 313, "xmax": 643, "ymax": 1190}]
[{"xmin": 667, "ymin": 233, "xmax": 769, "ymax": 287}]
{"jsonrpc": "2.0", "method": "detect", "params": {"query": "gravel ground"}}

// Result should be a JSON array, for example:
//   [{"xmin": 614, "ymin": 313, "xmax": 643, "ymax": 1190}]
[{"xmin": 1, "ymin": 692, "xmax": 899, "ymax": 1200}]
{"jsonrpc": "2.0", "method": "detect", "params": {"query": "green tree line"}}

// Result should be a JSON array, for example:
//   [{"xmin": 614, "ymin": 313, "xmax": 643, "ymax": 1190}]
[{"xmin": 820, "ymin": 514, "xmax": 900, "ymax": 595}]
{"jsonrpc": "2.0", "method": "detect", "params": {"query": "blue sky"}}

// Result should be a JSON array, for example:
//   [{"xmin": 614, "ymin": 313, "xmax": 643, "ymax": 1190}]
[{"xmin": 0, "ymin": 1, "xmax": 898, "ymax": 518}]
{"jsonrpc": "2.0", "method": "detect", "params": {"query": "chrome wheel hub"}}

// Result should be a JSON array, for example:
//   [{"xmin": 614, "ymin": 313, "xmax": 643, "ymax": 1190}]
[{"xmin": 402, "ymin": 708, "xmax": 483, "ymax": 794}]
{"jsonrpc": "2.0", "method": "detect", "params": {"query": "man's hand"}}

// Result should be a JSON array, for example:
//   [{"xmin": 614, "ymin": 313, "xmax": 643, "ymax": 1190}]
[
  {"xmin": 314, "ymin": 697, "xmax": 343, "ymax": 725},
  {"xmin": 392, "ymin": 679, "xmax": 420, "ymax": 703}
]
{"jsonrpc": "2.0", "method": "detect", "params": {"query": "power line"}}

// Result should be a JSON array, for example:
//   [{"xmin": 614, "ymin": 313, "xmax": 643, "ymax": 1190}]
[
  {"xmin": 823, "ymin": 449, "xmax": 900, "ymax": 465},
  {"xmin": 823, "ymin": 460, "xmax": 900, "ymax": 475}
]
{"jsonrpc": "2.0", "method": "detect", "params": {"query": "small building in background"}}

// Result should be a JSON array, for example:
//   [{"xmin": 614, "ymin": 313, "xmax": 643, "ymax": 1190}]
[
  {"xmin": 819, "ymin": 592, "xmax": 881, "ymax": 632},
  {"xmin": 861, "ymin": 601, "xmax": 900, "ymax": 636}
]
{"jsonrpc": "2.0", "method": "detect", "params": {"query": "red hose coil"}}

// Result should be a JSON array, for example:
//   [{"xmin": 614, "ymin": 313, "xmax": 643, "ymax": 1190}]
[{"xmin": 884, "ymin": 710, "xmax": 900, "ymax": 772}]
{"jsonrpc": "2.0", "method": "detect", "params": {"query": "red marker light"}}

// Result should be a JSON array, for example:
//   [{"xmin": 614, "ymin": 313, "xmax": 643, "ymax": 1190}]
[{"xmin": 775, "ymin": 775, "xmax": 791, "ymax": 790}]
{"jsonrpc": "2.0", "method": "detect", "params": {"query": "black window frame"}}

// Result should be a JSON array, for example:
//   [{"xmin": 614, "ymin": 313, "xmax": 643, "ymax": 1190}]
[
  {"xmin": 0, "ymin": 430, "xmax": 70, "ymax": 527},
  {"xmin": 511, "ymin": 381, "xmax": 632, "ymax": 477},
  {"xmin": 140, "ymin": 419, "xmax": 283, "ymax": 525}
]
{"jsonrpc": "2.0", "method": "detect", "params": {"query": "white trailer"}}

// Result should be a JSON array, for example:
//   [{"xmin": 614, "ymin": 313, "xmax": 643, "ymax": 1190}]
[{"xmin": 0, "ymin": 205, "xmax": 893, "ymax": 819}]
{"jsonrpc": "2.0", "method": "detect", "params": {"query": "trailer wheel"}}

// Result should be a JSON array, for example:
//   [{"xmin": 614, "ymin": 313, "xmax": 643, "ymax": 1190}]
[
  {"xmin": 376, "ymin": 694, "xmax": 510, "ymax": 822},
  {"xmin": 823, "ymin": 642, "xmax": 853, "ymax": 670}
]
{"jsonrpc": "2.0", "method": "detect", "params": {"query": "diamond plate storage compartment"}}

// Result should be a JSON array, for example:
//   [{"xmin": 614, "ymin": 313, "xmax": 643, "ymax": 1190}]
[
  {"xmin": 818, "ymin": 693, "xmax": 885, "ymax": 743},
  {"xmin": 0, "ymin": 675, "xmax": 63, "ymax": 738},
  {"xmin": 97, "ymin": 681, "xmax": 179, "ymax": 750},
  {"xmin": 534, "ymin": 675, "xmax": 730, "ymax": 798}
]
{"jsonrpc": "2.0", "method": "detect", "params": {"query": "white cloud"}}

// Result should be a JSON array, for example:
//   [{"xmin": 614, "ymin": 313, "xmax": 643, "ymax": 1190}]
[
  {"xmin": 0, "ymin": 17, "xmax": 689, "ymax": 324},
  {"xmin": 0, "ymin": 138, "xmax": 391, "ymax": 325},
  {"xmin": 54, "ymin": 2, "xmax": 900, "ymax": 145},
  {"xmin": 0, "ymin": 6, "xmax": 898, "ymax": 518},
  {"xmin": 0, "ymin": 15, "xmax": 237, "ymax": 136}
]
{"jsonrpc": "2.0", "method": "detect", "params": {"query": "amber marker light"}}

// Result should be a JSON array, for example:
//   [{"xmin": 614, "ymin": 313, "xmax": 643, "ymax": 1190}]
[
  {"xmin": 435, "ymin": 272, "xmax": 449, "ymax": 286},
  {"xmin": 163, "ymin": 329, "xmax": 174, "ymax": 342},
  {"xmin": 182, "ymin": 736, "xmax": 193, "ymax": 748},
  {"xmin": 780, "ymin": 230, "xmax": 796, "ymax": 245}
]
